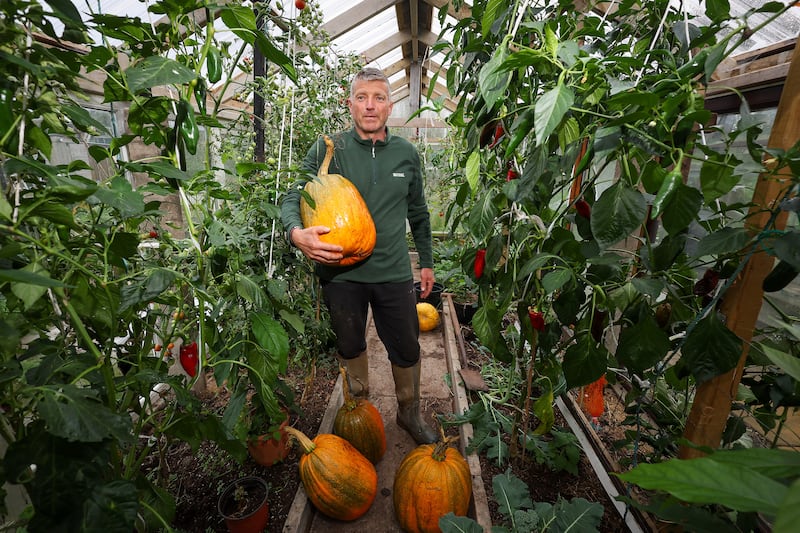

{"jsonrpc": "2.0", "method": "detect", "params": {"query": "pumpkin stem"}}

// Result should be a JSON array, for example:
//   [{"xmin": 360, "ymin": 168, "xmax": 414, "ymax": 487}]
[
  {"xmin": 284, "ymin": 426, "xmax": 316, "ymax": 455},
  {"xmin": 319, "ymin": 135, "xmax": 334, "ymax": 177},
  {"xmin": 339, "ymin": 365, "xmax": 356, "ymax": 408},
  {"xmin": 431, "ymin": 432, "xmax": 460, "ymax": 461}
]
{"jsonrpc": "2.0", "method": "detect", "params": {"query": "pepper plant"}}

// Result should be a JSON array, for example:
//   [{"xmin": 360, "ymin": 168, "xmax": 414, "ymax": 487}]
[
  {"xmin": 435, "ymin": 0, "xmax": 800, "ymax": 528},
  {"xmin": 0, "ymin": 0, "xmax": 338, "ymax": 530}
]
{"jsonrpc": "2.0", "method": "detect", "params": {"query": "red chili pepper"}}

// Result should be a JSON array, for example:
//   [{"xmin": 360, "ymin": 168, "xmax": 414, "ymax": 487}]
[
  {"xmin": 474, "ymin": 249, "xmax": 486, "ymax": 279},
  {"xmin": 488, "ymin": 123, "xmax": 505, "ymax": 149},
  {"xmin": 506, "ymin": 167, "xmax": 518, "ymax": 181},
  {"xmin": 575, "ymin": 199, "xmax": 591, "ymax": 219},
  {"xmin": 179, "ymin": 341, "xmax": 199, "ymax": 377},
  {"xmin": 528, "ymin": 308, "xmax": 545, "ymax": 332}
]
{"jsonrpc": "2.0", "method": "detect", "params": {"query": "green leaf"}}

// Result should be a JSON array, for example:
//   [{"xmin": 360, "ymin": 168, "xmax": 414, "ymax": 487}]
[
  {"xmin": 562, "ymin": 335, "xmax": 607, "ymax": 388},
  {"xmin": 774, "ymin": 478, "xmax": 800, "ymax": 533},
  {"xmin": 493, "ymin": 471, "xmax": 533, "ymax": 519},
  {"xmin": 616, "ymin": 316, "xmax": 671, "ymax": 375},
  {"xmin": 532, "ymin": 389, "xmax": 554, "ymax": 435},
  {"xmin": 694, "ymin": 227, "xmax": 751, "ymax": 258},
  {"xmin": 465, "ymin": 150, "xmax": 480, "ymax": 194},
  {"xmin": 439, "ymin": 513, "xmax": 484, "ymax": 533},
  {"xmin": 591, "ymin": 182, "xmax": 648, "ymax": 250},
  {"xmin": 617, "ymin": 457, "xmax": 786, "ymax": 515},
  {"xmin": 10, "ymin": 263, "xmax": 52, "ymax": 309},
  {"xmin": 771, "ymin": 231, "xmax": 800, "ymax": 271},
  {"xmin": 541, "ymin": 268, "xmax": 571, "ymax": 294},
  {"xmin": 699, "ymin": 158, "xmax": 738, "ymax": 203},
  {"xmin": 236, "ymin": 273, "xmax": 268, "ymax": 309},
  {"xmin": 534, "ymin": 84, "xmax": 574, "ymax": 146},
  {"xmin": 0, "ymin": 267, "xmax": 64, "ymax": 287},
  {"xmin": 707, "ymin": 448, "xmax": 800, "ymax": 480},
  {"xmin": 705, "ymin": 0, "xmax": 731, "ymax": 22},
  {"xmin": 38, "ymin": 384, "xmax": 134, "ymax": 443},
  {"xmin": 472, "ymin": 301, "xmax": 512, "ymax": 363},
  {"xmin": 125, "ymin": 56, "xmax": 196, "ymax": 93},
  {"xmin": 251, "ymin": 312, "xmax": 289, "ymax": 371},
  {"xmin": 84, "ymin": 480, "xmax": 139, "ymax": 533},
  {"xmin": 481, "ymin": 0, "xmax": 506, "ymax": 37},
  {"xmin": 61, "ymin": 103, "xmax": 111, "ymax": 136},
  {"xmin": 759, "ymin": 343, "xmax": 800, "ymax": 384},
  {"xmin": 478, "ymin": 41, "xmax": 511, "ymax": 111},
  {"xmin": 660, "ymin": 183, "xmax": 703, "ymax": 236},
  {"xmin": 681, "ymin": 311, "xmax": 742, "ymax": 384},
  {"xmin": 91, "ymin": 175, "xmax": 146, "ymax": 218},
  {"xmin": 118, "ymin": 268, "xmax": 177, "ymax": 312},
  {"xmin": 467, "ymin": 193, "xmax": 500, "ymax": 241}
]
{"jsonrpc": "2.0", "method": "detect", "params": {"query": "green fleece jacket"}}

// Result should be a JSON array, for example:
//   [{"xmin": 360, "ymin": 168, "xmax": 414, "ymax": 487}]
[{"xmin": 280, "ymin": 128, "xmax": 433, "ymax": 283}]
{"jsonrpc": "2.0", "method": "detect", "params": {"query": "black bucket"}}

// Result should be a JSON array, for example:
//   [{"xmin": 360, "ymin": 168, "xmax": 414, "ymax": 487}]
[{"xmin": 414, "ymin": 281, "xmax": 444, "ymax": 309}]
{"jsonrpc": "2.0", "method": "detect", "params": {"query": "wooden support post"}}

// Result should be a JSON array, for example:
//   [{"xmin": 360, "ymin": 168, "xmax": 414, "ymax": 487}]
[{"xmin": 679, "ymin": 37, "xmax": 800, "ymax": 459}]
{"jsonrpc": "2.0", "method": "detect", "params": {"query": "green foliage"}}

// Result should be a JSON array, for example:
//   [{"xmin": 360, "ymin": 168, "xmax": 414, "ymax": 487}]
[
  {"xmin": 438, "ymin": 470, "xmax": 603, "ymax": 533},
  {"xmin": 0, "ymin": 0, "xmax": 338, "ymax": 529}
]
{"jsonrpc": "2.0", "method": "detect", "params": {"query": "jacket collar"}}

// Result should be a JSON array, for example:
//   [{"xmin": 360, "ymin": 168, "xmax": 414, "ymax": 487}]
[{"xmin": 349, "ymin": 126, "xmax": 391, "ymax": 146}]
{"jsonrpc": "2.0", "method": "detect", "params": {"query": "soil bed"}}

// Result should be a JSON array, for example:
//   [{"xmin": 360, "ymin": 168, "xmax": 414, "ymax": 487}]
[{"xmin": 147, "ymin": 327, "xmax": 642, "ymax": 532}]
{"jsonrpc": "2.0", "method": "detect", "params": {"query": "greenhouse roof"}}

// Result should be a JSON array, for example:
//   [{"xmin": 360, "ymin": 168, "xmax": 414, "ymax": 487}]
[{"xmin": 54, "ymin": 1, "xmax": 800, "ymax": 120}]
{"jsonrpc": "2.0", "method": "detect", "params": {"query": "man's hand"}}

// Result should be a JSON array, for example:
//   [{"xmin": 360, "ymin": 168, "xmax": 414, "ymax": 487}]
[
  {"xmin": 290, "ymin": 226, "xmax": 344, "ymax": 265},
  {"xmin": 418, "ymin": 267, "xmax": 435, "ymax": 298}
]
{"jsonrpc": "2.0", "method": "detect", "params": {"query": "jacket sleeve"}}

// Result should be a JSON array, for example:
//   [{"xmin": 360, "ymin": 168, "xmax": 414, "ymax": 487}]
[
  {"xmin": 280, "ymin": 138, "xmax": 325, "ymax": 236},
  {"xmin": 406, "ymin": 149, "xmax": 433, "ymax": 269}
]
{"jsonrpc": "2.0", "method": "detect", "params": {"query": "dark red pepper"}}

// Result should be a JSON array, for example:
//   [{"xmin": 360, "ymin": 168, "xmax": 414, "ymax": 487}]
[
  {"xmin": 506, "ymin": 164, "xmax": 518, "ymax": 181},
  {"xmin": 488, "ymin": 123, "xmax": 505, "ymax": 149},
  {"xmin": 474, "ymin": 249, "xmax": 486, "ymax": 279},
  {"xmin": 528, "ymin": 308, "xmax": 545, "ymax": 332},
  {"xmin": 575, "ymin": 199, "xmax": 591, "ymax": 219},
  {"xmin": 693, "ymin": 269, "xmax": 720, "ymax": 297},
  {"xmin": 179, "ymin": 341, "xmax": 199, "ymax": 377}
]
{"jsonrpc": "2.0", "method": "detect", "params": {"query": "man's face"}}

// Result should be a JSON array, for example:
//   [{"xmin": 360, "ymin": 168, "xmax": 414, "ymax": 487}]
[{"xmin": 347, "ymin": 79, "xmax": 393, "ymax": 139}]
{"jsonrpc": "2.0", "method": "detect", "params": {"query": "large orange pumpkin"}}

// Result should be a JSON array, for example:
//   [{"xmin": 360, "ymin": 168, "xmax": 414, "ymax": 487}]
[
  {"xmin": 284, "ymin": 426, "xmax": 377, "ymax": 521},
  {"xmin": 333, "ymin": 367, "xmax": 386, "ymax": 464},
  {"xmin": 393, "ymin": 437, "xmax": 472, "ymax": 533},
  {"xmin": 300, "ymin": 135, "xmax": 376, "ymax": 266}
]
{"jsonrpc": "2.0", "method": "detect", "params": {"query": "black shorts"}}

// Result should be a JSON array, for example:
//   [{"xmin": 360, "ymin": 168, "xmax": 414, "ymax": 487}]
[{"xmin": 321, "ymin": 280, "xmax": 420, "ymax": 367}]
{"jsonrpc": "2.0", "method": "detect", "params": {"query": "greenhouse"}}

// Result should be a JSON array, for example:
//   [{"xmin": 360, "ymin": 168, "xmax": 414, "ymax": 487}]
[{"xmin": 2, "ymin": 0, "xmax": 800, "ymax": 531}]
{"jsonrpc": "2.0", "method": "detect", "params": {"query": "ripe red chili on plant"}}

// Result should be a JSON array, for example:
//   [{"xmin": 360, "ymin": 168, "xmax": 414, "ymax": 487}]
[
  {"xmin": 474, "ymin": 249, "xmax": 486, "ymax": 279},
  {"xmin": 528, "ymin": 308, "xmax": 545, "ymax": 332},
  {"xmin": 179, "ymin": 342, "xmax": 199, "ymax": 377},
  {"xmin": 506, "ymin": 167, "xmax": 518, "ymax": 181},
  {"xmin": 574, "ymin": 199, "xmax": 591, "ymax": 219}
]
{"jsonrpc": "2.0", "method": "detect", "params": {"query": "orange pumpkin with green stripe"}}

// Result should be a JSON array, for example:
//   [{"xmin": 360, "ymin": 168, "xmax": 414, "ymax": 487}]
[
  {"xmin": 284, "ymin": 426, "xmax": 377, "ymax": 521},
  {"xmin": 333, "ymin": 366, "xmax": 386, "ymax": 464},
  {"xmin": 393, "ymin": 436, "xmax": 472, "ymax": 533}
]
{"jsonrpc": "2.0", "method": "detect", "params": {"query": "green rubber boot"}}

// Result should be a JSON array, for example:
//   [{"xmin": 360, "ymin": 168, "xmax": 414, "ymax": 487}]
[
  {"xmin": 392, "ymin": 362, "xmax": 438, "ymax": 444},
  {"xmin": 341, "ymin": 351, "xmax": 369, "ymax": 398}
]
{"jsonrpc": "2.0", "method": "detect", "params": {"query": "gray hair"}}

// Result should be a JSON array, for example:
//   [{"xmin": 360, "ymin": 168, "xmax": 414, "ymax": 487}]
[{"xmin": 350, "ymin": 67, "xmax": 390, "ymax": 97}]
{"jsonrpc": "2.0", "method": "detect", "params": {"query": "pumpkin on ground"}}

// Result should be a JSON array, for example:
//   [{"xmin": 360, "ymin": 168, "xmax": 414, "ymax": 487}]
[
  {"xmin": 284, "ymin": 426, "xmax": 377, "ymax": 521},
  {"xmin": 333, "ymin": 366, "xmax": 386, "ymax": 463},
  {"xmin": 416, "ymin": 302, "xmax": 440, "ymax": 332},
  {"xmin": 300, "ymin": 135, "xmax": 376, "ymax": 266},
  {"xmin": 393, "ymin": 436, "xmax": 472, "ymax": 533}
]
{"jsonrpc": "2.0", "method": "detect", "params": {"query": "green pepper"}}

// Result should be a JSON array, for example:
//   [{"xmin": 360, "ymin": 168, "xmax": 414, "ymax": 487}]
[
  {"xmin": 207, "ymin": 47, "xmax": 222, "ymax": 83},
  {"xmin": 177, "ymin": 99, "xmax": 199, "ymax": 155},
  {"xmin": 504, "ymin": 109, "xmax": 534, "ymax": 160},
  {"xmin": 193, "ymin": 78, "xmax": 207, "ymax": 116},
  {"xmin": 651, "ymin": 169, "xmax": 681, "ymax": 218}
]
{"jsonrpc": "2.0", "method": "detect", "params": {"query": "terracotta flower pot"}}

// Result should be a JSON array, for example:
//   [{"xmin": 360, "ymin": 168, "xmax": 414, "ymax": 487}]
[
  {"xmin": 247, "ymin": 416, "xmax": 290, "ymax": 467},
  {"xmin": 218, "ymin": 476, "xmax": 269, "ymax": 533}
]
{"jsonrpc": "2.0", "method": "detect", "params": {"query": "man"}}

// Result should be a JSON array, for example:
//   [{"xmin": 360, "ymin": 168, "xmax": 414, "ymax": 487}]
[{"xmin": 280, "ymin": 67, "xmax": 438, "ymax": 445}]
